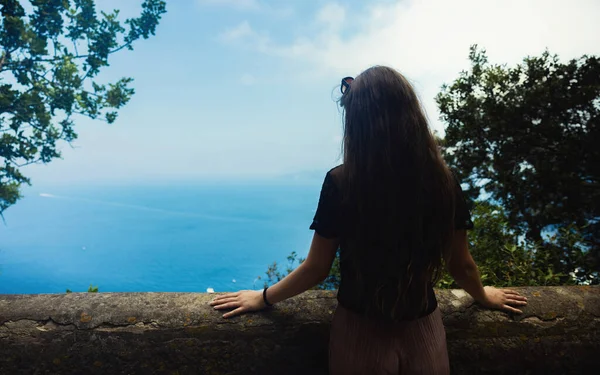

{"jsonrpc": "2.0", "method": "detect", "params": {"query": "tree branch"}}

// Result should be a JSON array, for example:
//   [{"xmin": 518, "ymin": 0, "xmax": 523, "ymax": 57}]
[
  {"xmin": 13, "ymin": 160, "xmax": 41, "ymax": 168},
  {"xmin": 0, "ymin": 51, "xmax": 8, "ymax": 71},
  {"xmin": 26, "ymin": 41, "xmax": 133, "ymax": 65}
]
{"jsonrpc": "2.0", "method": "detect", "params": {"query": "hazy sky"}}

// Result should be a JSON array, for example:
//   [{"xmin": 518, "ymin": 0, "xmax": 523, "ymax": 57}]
[{"xmin": 23, "ymin": 0, "xmax": 600, "ymax": 184}]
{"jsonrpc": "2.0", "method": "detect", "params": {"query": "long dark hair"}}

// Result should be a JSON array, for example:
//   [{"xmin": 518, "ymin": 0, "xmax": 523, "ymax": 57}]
[{"xmin": 338, "ymin": 66, "xmax": 456, "ymax": 319}]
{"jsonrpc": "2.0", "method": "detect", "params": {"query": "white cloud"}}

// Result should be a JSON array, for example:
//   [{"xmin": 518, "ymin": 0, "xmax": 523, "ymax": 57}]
[
  {"xmin": 220, "ymin": 0, "xmax": 600, "ymax": 132},
  {"xmin": 219, "ymin": 20, "xmax": 254, "ymax": 41},
  {"xmin": 219, "ymin": 21, "xmax": 270, "ymax": 51},
  {"xmin": 241, "ymin": 73, "xmax": 257, "ymax": 85},
  {"xmin": 197, "ymin": 0, "xmax": 293, "ymax": 17},
  {"xmin": 316, "ymin": 3, "xmax": 346, "ymax": 32},
  {"xmin": 197, "ymin": 0, "xmax": 260, "ymax": 11}
]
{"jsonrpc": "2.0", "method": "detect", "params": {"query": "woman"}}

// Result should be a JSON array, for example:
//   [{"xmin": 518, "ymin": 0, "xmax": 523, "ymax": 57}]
[{"xmin": 210, "ymin": 66, "xmax": 527, "ymax": 374}]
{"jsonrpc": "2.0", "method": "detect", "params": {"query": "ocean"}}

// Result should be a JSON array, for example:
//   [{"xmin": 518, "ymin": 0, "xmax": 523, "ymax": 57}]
[{"xmin": 0, "ymin": 180, "xmax": 322, "ymax": 294}]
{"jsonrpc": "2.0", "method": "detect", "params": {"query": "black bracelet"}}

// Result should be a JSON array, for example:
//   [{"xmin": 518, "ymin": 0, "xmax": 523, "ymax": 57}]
[{"xmin": 263, "ymin": 287, "xmax": 273, "ymax": 307}]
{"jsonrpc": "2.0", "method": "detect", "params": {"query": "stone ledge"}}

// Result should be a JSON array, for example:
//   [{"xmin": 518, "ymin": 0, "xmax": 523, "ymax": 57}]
[{"xmin": 0, "ymin": 286, "xmax": 598, "ymax": 374}]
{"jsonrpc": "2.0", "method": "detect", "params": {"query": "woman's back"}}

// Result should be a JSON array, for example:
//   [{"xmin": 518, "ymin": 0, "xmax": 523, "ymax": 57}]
[{"xmin": 310, "ymin": 67, "xmax": 472, "ymax": 322}]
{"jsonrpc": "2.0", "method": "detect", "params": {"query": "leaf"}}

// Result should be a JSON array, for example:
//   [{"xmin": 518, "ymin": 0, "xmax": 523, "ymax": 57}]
[{"xmin": 0, "ymin": 0, "xmax": 166, "ymax": 214}]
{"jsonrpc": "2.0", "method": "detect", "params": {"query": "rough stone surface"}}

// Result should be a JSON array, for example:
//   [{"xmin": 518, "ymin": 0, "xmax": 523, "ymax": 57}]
[{"xmin": 0, "ymin": 287, "xmax": 598, "ymax": 374}]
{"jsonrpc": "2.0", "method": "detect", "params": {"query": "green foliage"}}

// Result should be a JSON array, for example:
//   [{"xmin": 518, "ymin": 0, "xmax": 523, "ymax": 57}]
[
  {"xmin": 317, "ymin": 250, "xmax": 341, "ymax": 290},
  {"xmin": 262, "ymin": 250, "xmax": 341, "ymax": 290},
  {"xmin": 64, "ymin": 284, "xmax": 98, "ymax": 293},
  {"xmin": 436, "ymin": 201, "xmax": 586, "ymax": 288},
  {"xmin": 437, "ymin": 45, "xmax": 599, "ymax": 282},
  {"xmin": 263, "ymin": 251, "xmax": 304, "ymax": 287},
  {"xmin": 0, "ymin": 0, "xmax": 166, "ymax": 214}
]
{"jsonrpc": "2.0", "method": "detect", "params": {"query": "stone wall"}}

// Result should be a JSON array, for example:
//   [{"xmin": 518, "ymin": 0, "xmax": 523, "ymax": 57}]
[{"xmin": 0, "ymin": 286, "xmax": 598, "ymax": 374}]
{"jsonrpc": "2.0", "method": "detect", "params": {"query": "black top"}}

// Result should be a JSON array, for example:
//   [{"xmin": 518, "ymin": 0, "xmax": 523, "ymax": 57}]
[{"xmin": 310, "ymin": 166, "xmax": 474, "ymax": 322}]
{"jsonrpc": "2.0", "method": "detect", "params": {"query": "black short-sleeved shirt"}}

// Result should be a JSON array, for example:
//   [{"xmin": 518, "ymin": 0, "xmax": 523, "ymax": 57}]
[{"xmin": 310, "ymin": 166, "xmax": 474, "ymax": 322}]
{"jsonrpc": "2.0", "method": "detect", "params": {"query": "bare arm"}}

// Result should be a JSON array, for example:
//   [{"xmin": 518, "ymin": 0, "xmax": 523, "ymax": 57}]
[
  {"xmin": 210, "ymin": 233, "xmax": 339, "ymax": 318},
  {"xmin": 265, "ymin": 233, "xmax": 338, "ymax": 304},
  {"xmin": 444, "ymin": 230, "xmax": 487, "ymax": 302},
  {"xmin": 445, "ymin": 230, "xmax": 527, "ymax": 313}
]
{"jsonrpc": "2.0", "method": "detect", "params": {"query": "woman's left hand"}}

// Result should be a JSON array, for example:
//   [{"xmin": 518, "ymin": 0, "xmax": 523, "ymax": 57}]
[{"xmin": 210, "ymin": 290, "xmax": 266, "ymax": 318}]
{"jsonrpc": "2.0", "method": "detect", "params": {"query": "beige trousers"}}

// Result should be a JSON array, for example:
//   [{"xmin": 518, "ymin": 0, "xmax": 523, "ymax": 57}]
[{"xmin": 329, "ymin": 305, "xmax": 450, "ymax": 374}]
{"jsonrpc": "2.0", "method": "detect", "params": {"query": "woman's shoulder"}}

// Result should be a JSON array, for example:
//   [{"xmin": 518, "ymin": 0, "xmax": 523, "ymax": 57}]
[
  {"xmin": 327, "ymin": 164, "xmax": 343, "ymax": 178},
  {"xmin": 319, "ymin": 165, "xmax": 343, "ymax": 196},
  {"xmin": 324, "ymin": 165, "xmax": 344, "ymax": 187}
]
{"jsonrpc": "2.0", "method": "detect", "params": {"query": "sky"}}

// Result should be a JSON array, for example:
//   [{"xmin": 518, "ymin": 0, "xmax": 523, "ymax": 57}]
[{"xmin": 19, "ymin": 0, "xmax": 600, "ymax": 185}]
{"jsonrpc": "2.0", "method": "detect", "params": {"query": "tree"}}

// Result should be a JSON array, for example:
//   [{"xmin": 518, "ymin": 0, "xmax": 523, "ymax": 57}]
[
  {"xmin": 0, "ymin": 0, "xmax": 166, "ymax": 214},
  {"xmin": 436, "ymin": 201, "xmax": 586, "ymax": 288},
  {"xmin": 437, "ymin": 46, "xmax": 600, "ymax": 279}
]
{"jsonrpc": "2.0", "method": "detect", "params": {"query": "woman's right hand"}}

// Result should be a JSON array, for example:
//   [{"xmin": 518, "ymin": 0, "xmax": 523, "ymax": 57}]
[{"xmin": 480, "ymin": 286, "xmax": 528, "ymax": 314}]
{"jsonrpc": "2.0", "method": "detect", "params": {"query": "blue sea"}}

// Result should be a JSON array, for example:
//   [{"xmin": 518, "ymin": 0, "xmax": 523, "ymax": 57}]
[{"xmin": 0, "ymin": 180, "xmax": 322, "ymax": 294}]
